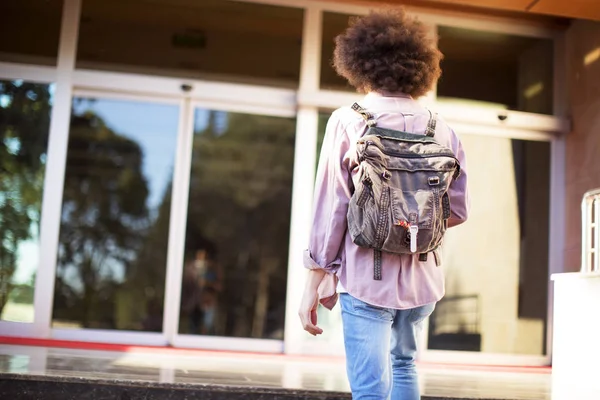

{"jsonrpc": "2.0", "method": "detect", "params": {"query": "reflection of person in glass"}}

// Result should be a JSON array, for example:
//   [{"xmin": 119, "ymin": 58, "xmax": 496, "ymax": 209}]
[
  {"xmin": 195, "ymin": 249, "xmax": 221, "ymax": 335},
  {"xmin": 181, "ymin": 248, "xmax": 221, "ymax": 334}
]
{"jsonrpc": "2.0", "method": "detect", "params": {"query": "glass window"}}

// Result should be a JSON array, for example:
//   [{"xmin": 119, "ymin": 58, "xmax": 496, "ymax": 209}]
[
  {"xmin": 0, "ymin": 80, "xmax": 53, "ymax": 323},
  {"xmin": 321, "ymin": 12, "xmax": 357, "ymax": 92},
  {"xmin": 178, "ymin": 109, "xmax": 295, "ymax": 339},
  {"xmin": 77, "ymin": 0, "xmax": 304, "ymax": 87},
  {"xmin": 428, "ymin": 136, "xmax": 551, "ymax": 355},
  {"xmin": 52, "ymin": 97, "xmax": 180, "ymax": 331},
  {"xmin": 437, "ymin": 26, "xmax": 554, "ymax": 115},
  {"xmin": 0, "ymin": 0, "xmax": 63, "ymax": 65}
]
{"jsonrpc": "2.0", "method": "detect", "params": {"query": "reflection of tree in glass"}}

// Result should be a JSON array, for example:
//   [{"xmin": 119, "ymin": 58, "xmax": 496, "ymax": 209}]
[
  {"xmin": 185, "ymin": 111, "xmax": 295, "ymax": 338},
  {"xmin": 0, "ymin": 80, "xmax": 51, "ymax": 315},
  {"xmin": 126, "ymin": 184, "xmax": 171, "ymax": 332},
  {"xmin": 53, "ymin": 110, "xmax": 152, "ymax": 329}
]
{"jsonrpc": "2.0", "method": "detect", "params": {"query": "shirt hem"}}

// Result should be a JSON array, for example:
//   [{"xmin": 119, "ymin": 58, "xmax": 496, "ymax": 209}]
[{"xmin": 339, "ymin": 289, "xmax": 443, "ymax": 311}]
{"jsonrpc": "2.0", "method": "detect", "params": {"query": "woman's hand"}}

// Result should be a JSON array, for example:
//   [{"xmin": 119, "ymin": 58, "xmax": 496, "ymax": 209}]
[
  {"xmin": 298, "ymin": 269, "xmax": 326, "ymax": 336},
  {"xmin": 298, "ymin": 286, "xmax": 322, "ymax": 336}
]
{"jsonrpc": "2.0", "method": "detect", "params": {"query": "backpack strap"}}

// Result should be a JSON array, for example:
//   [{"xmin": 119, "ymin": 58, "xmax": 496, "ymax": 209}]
[
  {"xmin": 374, "ymin": 250, "xmax": 382, "ymax": 280},
  {"xmin": 351, "ymin": 102, "xmax": 377, "ymax": 127},
  {"xmin": 425, "ymin": 109, "xmax": 437, "ymax": 137}
]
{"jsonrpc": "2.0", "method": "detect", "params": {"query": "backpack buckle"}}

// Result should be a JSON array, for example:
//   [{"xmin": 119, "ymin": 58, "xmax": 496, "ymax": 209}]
[
  {"xmin": 428, "ymin": 176, "xmax": 440, "ymax": 186},
  {"xmin": 382, "ymin": 170, "xmax": 392, "ymax": 180}
]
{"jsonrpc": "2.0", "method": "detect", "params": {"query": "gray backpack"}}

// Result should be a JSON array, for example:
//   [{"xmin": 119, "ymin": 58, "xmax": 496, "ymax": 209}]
[{"xmin": 347, "ymin": 103, "xmax": 461, "ymax": 280}]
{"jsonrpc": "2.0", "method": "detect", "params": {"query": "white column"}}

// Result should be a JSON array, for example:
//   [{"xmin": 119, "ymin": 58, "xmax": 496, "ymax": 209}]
[
  {"xmin": 298, "ymin": 6, "xmax": 323, "ymax": 94},
  {"xmin": 162, "ymin": 99, "xmax": 194, "ymax": 343},
  {"xmin": 33, "ymin": 0, "xmax": 82, "ymax": 337},
  {"xmin": 284, "ymin": 106, "xmax": 319, "ymax": 354},
  {"xmin": 283, "ymin": 5, "xmax": 323, "ymax": 355}
]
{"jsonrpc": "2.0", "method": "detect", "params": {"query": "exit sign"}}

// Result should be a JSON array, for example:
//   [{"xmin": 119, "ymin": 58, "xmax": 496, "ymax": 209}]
[{"xmin": 172, "ymin": 30, "xmax": 206, "ymax": 49}]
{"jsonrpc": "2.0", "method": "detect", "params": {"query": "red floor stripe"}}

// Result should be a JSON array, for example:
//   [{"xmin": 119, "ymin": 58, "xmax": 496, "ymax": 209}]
[
  {"xmin": 0, "ymin": 336, "xmax": 340, "ymax": 362},
  {"xmin": 0, "ymin": 336, "xmax": 551, "ymax": 374}
]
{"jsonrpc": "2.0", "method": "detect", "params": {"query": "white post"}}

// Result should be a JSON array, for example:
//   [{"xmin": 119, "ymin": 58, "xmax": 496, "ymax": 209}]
[
  {"xmin": 298, "ymin": 6, "xmax": 323, "ymax": 94},
  {"xmin": 283, "ymin": 5, "xmax": 322, "ymax": 355},
  {"xmin": 32, "ymin": 0, "xmax": 82, "ymax": 337},
  {"xmin": 284, "ymin": 106, "xmax": 319, "ymax": 354},
  {"xmin": 162, "ymin": 99, "xmax": 194, "ymax": 343}
]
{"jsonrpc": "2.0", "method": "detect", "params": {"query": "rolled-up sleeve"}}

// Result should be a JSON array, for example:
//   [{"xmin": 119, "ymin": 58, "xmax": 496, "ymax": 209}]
[
  {"xmin": 447, "ymin": 129, "xmax": 470, "ymax": 227},
  {"xmin": 303, "ymin": 113, "xmax": 352, "ymax": 273}
]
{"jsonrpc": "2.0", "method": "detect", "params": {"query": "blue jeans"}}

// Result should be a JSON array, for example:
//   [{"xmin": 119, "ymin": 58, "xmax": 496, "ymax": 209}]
[{"xmin": 340, "ymin": 293, "xmax": 435, "ymax": 400}]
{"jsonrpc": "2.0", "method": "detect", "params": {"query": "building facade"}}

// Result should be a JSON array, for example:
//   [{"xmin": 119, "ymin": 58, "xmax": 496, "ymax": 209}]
[{"xmin": 1, "ymin": 0, "xmax": 598, "ymax": 367}]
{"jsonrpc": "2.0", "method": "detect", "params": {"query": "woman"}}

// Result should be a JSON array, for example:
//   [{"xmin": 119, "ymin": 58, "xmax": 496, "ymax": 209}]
[{"xmin": 299, "ymin": 9, "xmax": 470, "ymax": 400}]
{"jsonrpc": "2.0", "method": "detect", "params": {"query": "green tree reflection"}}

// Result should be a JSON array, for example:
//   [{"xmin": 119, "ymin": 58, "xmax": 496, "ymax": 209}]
[
  {"xmin": 0, "ymin": 80, "xmax": 51, "ymax": 315},
  {"xmin": 182, "ymin": 110, "xmax": 295, "ymax": 338},
  {"xmin": 53, "ymin": 110, "xmax": 152, "ymax": 329}
]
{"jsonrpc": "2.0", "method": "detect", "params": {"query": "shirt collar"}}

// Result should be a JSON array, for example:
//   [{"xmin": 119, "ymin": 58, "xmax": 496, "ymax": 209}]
[
  {"xmin": 365, "ymin": 91, "xmax": 412, "ymax": 100},
  {"xmin": 362, "ymin": 91, "xmax": 418, "ymax": 111}
]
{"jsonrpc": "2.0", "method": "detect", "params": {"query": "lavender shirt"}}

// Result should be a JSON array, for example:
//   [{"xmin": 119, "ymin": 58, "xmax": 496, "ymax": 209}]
[{"xmin": 303, "ymin": 92, "xmax": 470, "ymax": 310}]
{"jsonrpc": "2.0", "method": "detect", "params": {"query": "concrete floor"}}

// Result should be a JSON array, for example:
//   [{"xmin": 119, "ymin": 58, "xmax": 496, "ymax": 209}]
[{"xmin": 0, "ymin": 344, "xmax": 552, "ymax": 399}]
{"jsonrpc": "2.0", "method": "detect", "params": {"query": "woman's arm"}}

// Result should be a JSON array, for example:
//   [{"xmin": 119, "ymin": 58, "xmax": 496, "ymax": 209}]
[
  {"xmin": 299, "ymin": 112, "xmax": 352, "ymax": 335},
  {"xmin": 303, "ymin": 112, "xmax": 352, "ymax": 274}
]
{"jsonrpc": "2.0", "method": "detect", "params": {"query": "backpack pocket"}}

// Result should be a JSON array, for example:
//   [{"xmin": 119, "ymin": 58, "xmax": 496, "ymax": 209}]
[
  {"xmin": 390, "ymin": 188, "xmax": 435, "ymax": 229},
  {"xmin": 383, "ymin": 188, "xmax": 437, "ymax": 253}
]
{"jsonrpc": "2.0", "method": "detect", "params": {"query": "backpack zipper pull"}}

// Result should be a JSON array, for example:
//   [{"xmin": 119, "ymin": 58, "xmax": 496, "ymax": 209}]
[
  {"xmin": 409, "ymin": 225, "xmax": 419, "ymax": 253},
  {"xmin": 398, "ymin": 218, "xmax": 418, "ymax": 252},
  {"xmin": 408, "ymin": 213, "xmax": 418, "ymax": 253}
]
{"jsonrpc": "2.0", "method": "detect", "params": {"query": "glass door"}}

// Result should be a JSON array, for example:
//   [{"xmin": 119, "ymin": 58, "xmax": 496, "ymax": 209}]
[
  {"xmin": 47, "ymin": 67, "xmax": 297, "ymax": 350},
  {"xmin": 169, "ymin": 103, "xmax": 297, "ymax": 352},
  {"xmin": 419, "ymin": 132, "xmax": 552, "ymax": 365},
  {"xmin": 51, "ymin": 91, "xmax": 182, "ymax": 344}
]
